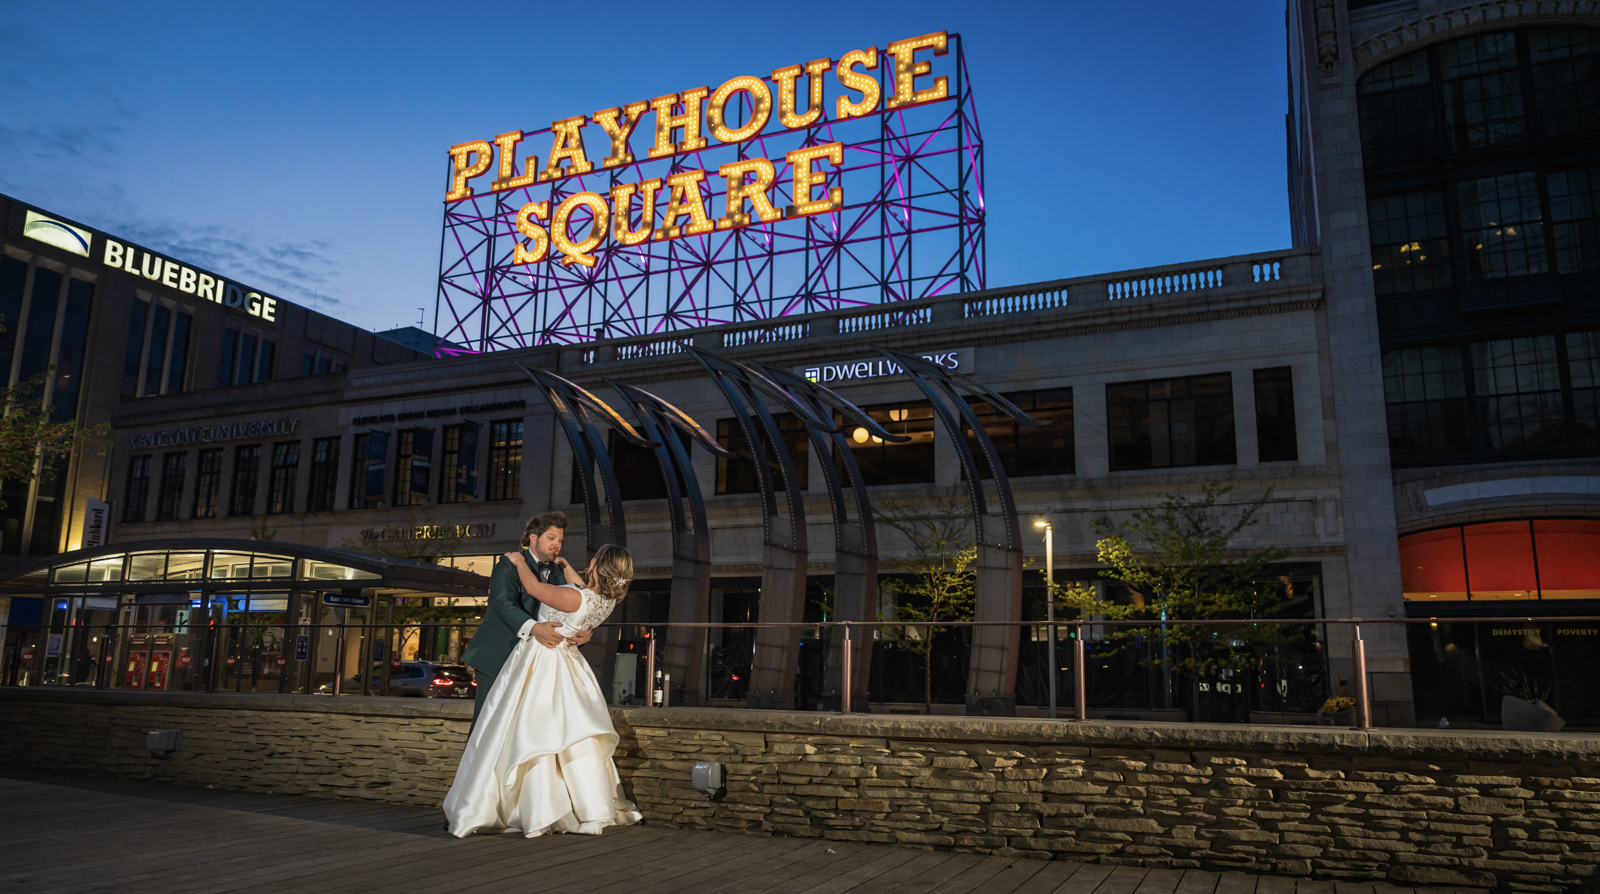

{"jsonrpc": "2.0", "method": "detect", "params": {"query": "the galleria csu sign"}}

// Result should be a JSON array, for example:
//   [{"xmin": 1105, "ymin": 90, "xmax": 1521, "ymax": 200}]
[{"xmin": 445, "ymin": 31, "xmax": 952, "ymax": 269}]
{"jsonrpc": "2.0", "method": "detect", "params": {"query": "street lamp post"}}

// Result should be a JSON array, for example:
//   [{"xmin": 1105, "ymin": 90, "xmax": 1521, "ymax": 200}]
[{"xmin": 1034, "ymin": 513, "xmax": 1055, "ymax": 719}]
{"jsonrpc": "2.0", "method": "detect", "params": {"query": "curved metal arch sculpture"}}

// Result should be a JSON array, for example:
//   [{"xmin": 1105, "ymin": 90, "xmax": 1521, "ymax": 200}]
[
  {"xmin": 751, "ymin": 362, "xmax": 904, "ymax": 712},
  {"xmin": 515, "ymin": 362, "xmax": 658, "ymax": 688},
  {"xmin": 604, "ymin": 379, "xmax": 729, "ymax": 707},
  {"xmin": 514, "ymin": 362, "xmax": 654, "ymax": 551},
  {"xmin": 688, "ymin": 347, "xmax": 903, "ymax": 709},
  {"xmin": 872, "ymin": 346, "xmax": 1049, "ymax": 716}
]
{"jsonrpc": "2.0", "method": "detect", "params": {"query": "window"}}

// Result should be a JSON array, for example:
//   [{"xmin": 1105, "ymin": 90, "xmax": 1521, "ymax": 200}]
[
  {"xmin": 1383, "ymin": 334, "xmax": 1600, "ymax": 463},
  {"xmin": 1253, "ymin": 368, "xmax": 1299, "ymax": 462},
  {"xmin": 257, "ymin": 340, "xmax": 275, "ymax": 382},
  {"xmin": 239, "ymin": 334, "xmax": 257, "ymax": 386},
  {"xmin": 834, "ymin": 403, "xmax": 935, "ymax": 487},
  {"xmin": 307, "ymin": 437, "xmax": 340, "ymax": 512},
  {"xmin": 717, "ymin": 413, "xmax": 808, "ymax": 495},
  {"xmin": 962, "ymin": 389, "xmax": 1074, "ymax": 478},
  {"xmin": 156, "ymin": 453, "xmax": 186, "ymax": 521},
  {"xmin": 1458, "ymin": 172, "xmax": 1548, "ymax": 280},
  {"xmin": 193, "ymin": 449, "xmax": 222, "ymax": 519},
  {"xmin": 218, "ymin": 328, "xmax": 238, "ymax": 388},
  {"xmin": 144, "ymin": 303, "xmax": 170, "ymax": 397},
  {"xmin": 1106, "ymin": 374, "xmax": 1236, "ymax": 471},
  {"xmin": 393, "ymin": 429, "xmax": 432, "ymax": 507},
  {"xmin": 1367, "ymin": 191, "xmax": 1452, "ymax": 296},
  {"xmin": 123, "ymin": 457, "xmax": 152, "ymax": 523},
  {"xmin": 166, "ymin": 312, "xmax": 191, "ymax": 393},
  {"xmin": 122, "ymin": 299, "xmax": 148, "ymax": 397},
  {"xmin": 588, "ymin": 427, "xmax": 690, "ymax": 502},
  {"xmin": 1548, "ymin": 167, "xmax": 1600, "ymax": 273},
  {"xmin": 229, "ymin": 445, "xmax": 261, "ymax": 517},
  {"xmin": 1472, "ymin": 336, "xmax": 1566, "ymax": 453},
  {"xmin": 1401, "ymin": 519, "xmax": 1600, "ymax": 601},
  {"xmin": 302, "ymin": 352, "xmax": 346, "ymax": 376},
  {"xmin": 349, "ymin": 431, "xmax": 388, "ymax": 508},
  {"xmin": 1441, "ymin": 31, "xmax": 1526, "ymax": 150},
  {"xmin": 487, "ymin": 421, "xmax": 523, "ymax": 501},
  {"xmin": 438, "ymin": 423, "xmax": 479, "ymax": 503},
  {"xmin": 48, "ymin": 280, "xmax": 93, "ymax": 424},
  {"xmin": 1572, "ymin": 331, "xmax": 1600, "ymax": 448},
  {"xmin": 1357, "ymin": 51, "xmax": 1436, "ymax": 166},
  {"xmin": 1531, "ymin": 27, "xmax": 1600, "ymax": 136},
  {"xmin": 1384, "ymin": 346, "xmax": 1471, "ymax": 460},
  {"xmin": 267, "ymin": 442, "xmax": 300, "ymax": 514}
]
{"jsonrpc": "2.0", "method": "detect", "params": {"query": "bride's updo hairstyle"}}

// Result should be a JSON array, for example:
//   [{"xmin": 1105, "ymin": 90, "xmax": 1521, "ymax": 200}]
[{"xmin": 591, "ymin": 543, "xmax": 633, "ymax": 601}]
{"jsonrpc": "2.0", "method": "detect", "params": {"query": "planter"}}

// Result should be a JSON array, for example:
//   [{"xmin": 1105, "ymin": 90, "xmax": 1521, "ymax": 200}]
[
  {"xmin": 1501, "ymin": 695, "xmax": 1566, "ymax": 733},
  {"xmin": 1316, "ymin": 708, "xmax": 1354, "ymax": 727}
]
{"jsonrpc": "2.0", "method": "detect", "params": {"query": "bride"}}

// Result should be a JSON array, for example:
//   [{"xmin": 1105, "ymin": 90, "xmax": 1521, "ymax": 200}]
[{"xmin": 443, "ymin": 543, "xmax": 643, "ymax": 837}]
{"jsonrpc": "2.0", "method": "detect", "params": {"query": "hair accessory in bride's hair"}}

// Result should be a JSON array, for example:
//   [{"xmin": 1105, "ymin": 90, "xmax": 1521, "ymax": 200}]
[{"xmin": 609, "ymin": 577, "xmax": 631, "ymax": 589}]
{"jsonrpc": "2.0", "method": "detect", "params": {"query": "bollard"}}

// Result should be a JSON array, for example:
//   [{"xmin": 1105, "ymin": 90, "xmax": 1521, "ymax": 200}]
[
  {"xmin": 841, "ymin": 622, "xmax": 852, "ymax": 715},
  {"xmin": 644, "ymin": 631, "xmax": 657, "ymax": 707},
  {"xmin": 1073, "ymin": 621, "xmax": 1088, "ymax": 722},
  {"xmin": 1352, "ymin": 621, "xmax": 1371, "ymax": 729}
]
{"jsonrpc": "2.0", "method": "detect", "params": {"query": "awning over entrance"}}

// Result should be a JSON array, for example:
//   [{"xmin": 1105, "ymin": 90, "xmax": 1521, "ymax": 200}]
[{"xmin": 0, "ymin": 539, "xmax": 489, "ymax": 600}]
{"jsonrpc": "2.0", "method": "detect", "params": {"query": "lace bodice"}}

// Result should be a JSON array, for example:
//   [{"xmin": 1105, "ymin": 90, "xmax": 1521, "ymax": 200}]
[{"xmin": 537, "ymin": 585, "xmax": 617, "ymax": 637}]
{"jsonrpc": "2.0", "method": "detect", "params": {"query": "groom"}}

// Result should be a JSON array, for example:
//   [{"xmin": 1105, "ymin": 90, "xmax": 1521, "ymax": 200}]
[{"xmin": 461, "ymin": 510, "xmax": 591, "ymax": 722}]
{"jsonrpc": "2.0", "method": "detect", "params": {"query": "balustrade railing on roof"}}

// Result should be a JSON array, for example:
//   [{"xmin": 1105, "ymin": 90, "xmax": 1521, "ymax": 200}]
[{"xmin": 570, "ymin": 251, "xmax": 1309, "ymax": 363}]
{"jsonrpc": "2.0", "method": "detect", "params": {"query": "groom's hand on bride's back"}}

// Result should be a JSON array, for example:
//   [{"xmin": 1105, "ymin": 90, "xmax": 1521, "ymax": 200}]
[{"xmin": 529, "ymin": 621, "xmax": 565, "ymax": 649}]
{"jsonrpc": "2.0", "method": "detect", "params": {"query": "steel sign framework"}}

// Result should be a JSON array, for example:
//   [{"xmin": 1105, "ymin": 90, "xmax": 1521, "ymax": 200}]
[{"xmin": 435, "ymin": 33, "xmax": 983, "ymax": 354}]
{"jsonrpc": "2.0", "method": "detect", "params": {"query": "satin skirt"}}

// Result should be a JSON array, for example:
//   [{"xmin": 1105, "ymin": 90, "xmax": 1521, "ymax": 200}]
[{"xmin": 443, "ymin": 639, "xmax": 642, "ymax": 838}]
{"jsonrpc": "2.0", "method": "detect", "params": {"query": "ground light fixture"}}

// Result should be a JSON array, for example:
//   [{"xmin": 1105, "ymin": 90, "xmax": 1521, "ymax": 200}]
[{"xmin": 691, "ymin": 761, "xmax": 726, "ymax": 798}]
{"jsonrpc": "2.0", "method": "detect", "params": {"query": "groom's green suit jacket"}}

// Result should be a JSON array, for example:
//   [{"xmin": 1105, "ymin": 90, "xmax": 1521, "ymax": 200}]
[{"xmin": 460, "ymin": 548, "xmax": 569, "ymax": 677}]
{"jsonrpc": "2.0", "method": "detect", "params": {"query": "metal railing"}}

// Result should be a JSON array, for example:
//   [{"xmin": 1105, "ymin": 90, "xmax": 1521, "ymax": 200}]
[{"xmin": 6, "ymin": 615, "xmax": 1597, "ymax": 730}]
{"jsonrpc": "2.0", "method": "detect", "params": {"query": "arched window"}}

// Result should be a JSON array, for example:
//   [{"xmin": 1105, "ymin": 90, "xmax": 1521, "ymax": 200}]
[
  {"xmin": 1358, "ymin": 27, "xmax": 1600, "ymax": 166},
  {"xmin": 1400, "ymin": 519, "xmax": 1600, "ymax": 601}
]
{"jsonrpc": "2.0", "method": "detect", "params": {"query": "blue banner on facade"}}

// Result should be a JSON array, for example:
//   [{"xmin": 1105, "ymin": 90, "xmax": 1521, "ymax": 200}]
[{"xmin": 410, "ymin": 427, "xmax": 433, "ymax": 497}]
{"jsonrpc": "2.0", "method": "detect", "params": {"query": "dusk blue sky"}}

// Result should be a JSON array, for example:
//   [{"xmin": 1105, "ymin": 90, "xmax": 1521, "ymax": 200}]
[{"xmin": 0, "ymin": 2, "xmax": 1289, "ymax": 333}]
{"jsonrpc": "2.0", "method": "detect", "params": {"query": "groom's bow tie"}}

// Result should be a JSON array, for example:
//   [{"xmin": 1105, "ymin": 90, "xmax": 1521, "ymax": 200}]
[{"xmin": 535, "ymin": 561, "xmax": 556, "ymax": 579}]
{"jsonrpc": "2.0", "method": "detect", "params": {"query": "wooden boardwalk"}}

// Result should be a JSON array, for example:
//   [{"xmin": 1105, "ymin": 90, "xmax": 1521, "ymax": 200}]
[{"xmin": 0, "ymin": 773, "xmax": 1473, "ymax": 894}]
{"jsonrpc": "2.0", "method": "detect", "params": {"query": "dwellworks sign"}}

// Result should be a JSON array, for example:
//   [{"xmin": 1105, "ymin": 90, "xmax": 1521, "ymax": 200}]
[{"xmin": 802, "ymin": 349, "xmax": 963, "ymax": 384}]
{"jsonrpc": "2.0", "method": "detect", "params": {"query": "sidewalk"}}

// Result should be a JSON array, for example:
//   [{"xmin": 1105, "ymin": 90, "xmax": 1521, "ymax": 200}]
[{"xmin": 0, "ymin": 772, "xmax": 1481, "ymax": 894}]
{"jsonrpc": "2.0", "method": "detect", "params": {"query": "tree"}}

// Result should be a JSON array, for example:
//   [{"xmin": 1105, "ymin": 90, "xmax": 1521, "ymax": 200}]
[
  {"xmin": 1055, "ymin": 484, "xmax": 1301, "ymax": 720},
  {"xmin": 0, "ymin": 350, "xmax": 106, "ymax": 508},
  {"xmin": 876, "ymin": 492, "xmax": 977, "ymax": 714}
]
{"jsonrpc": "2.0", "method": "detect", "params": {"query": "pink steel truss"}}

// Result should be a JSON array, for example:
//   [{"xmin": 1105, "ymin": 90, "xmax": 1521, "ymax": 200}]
[{"xmin": 434, "ymin": 36, "xmax": 984, "ymax": 354}]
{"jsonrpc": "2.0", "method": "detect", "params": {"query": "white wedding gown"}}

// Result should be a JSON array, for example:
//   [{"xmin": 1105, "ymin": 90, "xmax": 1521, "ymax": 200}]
[{"xmin": 443, "ymin": 584, "xmax": 642, "ymax": 837}]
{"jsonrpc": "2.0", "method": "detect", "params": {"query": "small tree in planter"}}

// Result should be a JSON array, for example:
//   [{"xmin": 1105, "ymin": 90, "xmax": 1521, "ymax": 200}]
[
  {"xmin": 1054, "ymin": 485, "xmax": 1305, "ymax": 722},
  {"xmin": 1500, "ymin": 670, "xmax": 1566, "ymax": 733},
  {"xmin": 875, "ymin": 493, "xmax": 977, "ymax": 716}
]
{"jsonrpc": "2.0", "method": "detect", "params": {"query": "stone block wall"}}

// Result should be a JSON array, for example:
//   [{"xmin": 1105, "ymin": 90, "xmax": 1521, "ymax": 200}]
[
  {"xmin": 5, "ymin": 689, "xmax": 1600, "ymax": 890},
  {"xmin": 615, "ymin": 712, "xmax": 1600, "ymax": 891},
  {"xmin": 0, "ymin": 690, "xmax": 470, "ymax": 806}
]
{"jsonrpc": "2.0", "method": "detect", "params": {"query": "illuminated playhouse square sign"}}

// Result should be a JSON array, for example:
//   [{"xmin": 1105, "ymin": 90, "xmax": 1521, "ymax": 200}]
[{"xmin": 437, "ymin": 31, "xmax": 983, "ymax": 352}]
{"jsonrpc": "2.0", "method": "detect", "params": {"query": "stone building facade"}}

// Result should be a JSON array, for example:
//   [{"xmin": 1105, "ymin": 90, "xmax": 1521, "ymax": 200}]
[{"xmin": 5, "ymin": 2, "xmax": 1600, "ymax": 727}]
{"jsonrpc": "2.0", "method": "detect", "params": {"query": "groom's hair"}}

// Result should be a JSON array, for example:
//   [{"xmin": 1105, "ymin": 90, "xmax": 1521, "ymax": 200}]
[{"xmin": 521, "ymin": 510, "xmax": 567, "ymax": 547}]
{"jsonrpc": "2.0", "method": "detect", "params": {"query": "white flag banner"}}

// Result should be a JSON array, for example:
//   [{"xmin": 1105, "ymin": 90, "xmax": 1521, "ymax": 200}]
[{"xmin": 82, "ymin": 498, "xmax": 110, "ymax": 549}]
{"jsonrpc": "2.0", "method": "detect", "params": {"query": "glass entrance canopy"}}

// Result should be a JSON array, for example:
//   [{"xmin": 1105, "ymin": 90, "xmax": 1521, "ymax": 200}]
[{"xmin": 0, "ymin": 538, "xmax": 489, "ymax": 600}]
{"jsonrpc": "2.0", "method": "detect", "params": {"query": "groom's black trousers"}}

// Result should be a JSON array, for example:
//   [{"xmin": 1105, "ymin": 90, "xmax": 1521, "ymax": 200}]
[{"xmin": 471, "ymin": 667, "xmax": 496, "ymax": 727}]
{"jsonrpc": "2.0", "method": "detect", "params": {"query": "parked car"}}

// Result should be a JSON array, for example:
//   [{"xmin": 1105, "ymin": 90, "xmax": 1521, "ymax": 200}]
[
  {"xmin": 390, "ymin": 660, "xmax": 476, "ymax": 698},
  {"xmin": 315, "ymin": 661, "xmax": 476, "ymax": 697}
]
